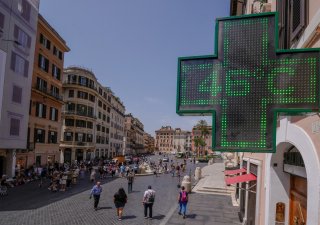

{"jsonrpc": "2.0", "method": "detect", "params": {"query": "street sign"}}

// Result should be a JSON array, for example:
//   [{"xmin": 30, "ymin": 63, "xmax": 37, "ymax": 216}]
[{"xmin": 177, "ymin": 13, "xmax": 320, "ymax": 153}]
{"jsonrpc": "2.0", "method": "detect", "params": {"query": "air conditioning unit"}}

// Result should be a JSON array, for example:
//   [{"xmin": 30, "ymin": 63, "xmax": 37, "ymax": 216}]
[{"xmin": 261, "ymin": 3, "xmax": 272, "ymax": 12}]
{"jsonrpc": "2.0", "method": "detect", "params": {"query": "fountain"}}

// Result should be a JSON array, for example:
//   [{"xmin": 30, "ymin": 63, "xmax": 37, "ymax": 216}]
[{"xmin": 137, "ymin": 162, "xmax": 154, "ymax": 175}]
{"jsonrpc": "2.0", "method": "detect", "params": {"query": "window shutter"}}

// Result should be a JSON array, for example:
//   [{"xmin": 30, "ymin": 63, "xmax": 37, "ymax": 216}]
[
  {"xmin": 23, "ymin": 59, "xmax": 29, "ymax": 77},
  {"xmin": 38, "ymin": 54, "xmax": 42, "ymax": 68},
  {"xmin": 36, "ymin": 102, "xmax": 39, "ymax": 117},
  {"xmin": 40, "ymin": 34, "xmax": 43, "ymax": 44},
  {"xmin": 43, "ymin": 105, "xmax": 47, "ymax": 118},
  {"xmin": 27, "ymin": 36, "xmax": 31, "ymax": 48},
  {"xmin": 55, "ymin": 109, "xmax": 58, "ymax": 121},
  {"xmin": 50, "ymin": 107, "xmax": 53, "ymax": 120},
  {"xmin": 0, "ymin": 12, "xmax": 4, "ymax": 29},
  {"xmin": 14, "ymin": 25, "xmax": 19, "ymax": 39},
  {"xmin": 290, "ymin": 0, "xmax": 306, "ymax": 41},
  {"xmin": 10, "ymin": 52, "xmax": 16, "ymax": 71}
]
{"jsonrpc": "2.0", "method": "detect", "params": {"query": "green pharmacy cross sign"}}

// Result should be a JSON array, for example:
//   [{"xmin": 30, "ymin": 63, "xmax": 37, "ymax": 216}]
[{"xmin": 177, "ymin": 13, "xmax": 320, "ymax": 153}]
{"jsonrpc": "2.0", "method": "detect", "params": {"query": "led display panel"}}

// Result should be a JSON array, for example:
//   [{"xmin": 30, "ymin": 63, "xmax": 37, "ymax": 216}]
[{"xmin": 177, "ymin": 13, "xmax": 320, "ymax": 152}]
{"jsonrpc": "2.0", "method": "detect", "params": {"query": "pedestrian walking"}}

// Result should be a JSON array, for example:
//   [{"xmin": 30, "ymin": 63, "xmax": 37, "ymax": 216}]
[
  {"xmin": 142, "ymin": 185, "xmax": 155, "ymax": 219},
  {"xmin": 90, "ymin": 169, "xmax": 96, "ymax": 182},
  {"xmin": 114, "ymin": 187, "xmax": 127, "ymax": 221},
  {"xmin": 178, "ymin": 186, "xmax": 188, "ymax": 219},
  {"xmin": 90, "ymin": 181, "xmax": 102, "ymax": 210},
  {"xmin": 127, "ymin": 170, "xmax": 134, "ymax": 193}
]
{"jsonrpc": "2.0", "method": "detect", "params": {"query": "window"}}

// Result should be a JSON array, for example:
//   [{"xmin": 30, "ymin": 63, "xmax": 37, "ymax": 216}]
[
  {"xmin": 48, "ymin": 131, "xmax": 57, "ymax": 144},
  {"xmin": 107, "ymin": 107, "xmax": 110, "ymax": 113},
  {"xmin": 51, "ymin": 85, "xmax": 60, "ymax": 98},
  {"xmin": 64, "ymin": 132, "xmax": 73, "ymax": 141},
  {"xmin": 103, "ymin": 104, "xmax": 106, "ymax": 110},
  {"xmin": 50, "ymin": 107, "xmax": 58, "ymax": 121},
  {"xmin": 97, "ymin": 124, "xmax": 101, "ymax": 131},
  {"xmin": 76, "ymin": 120, "xmax": 86, "ymax": 128},
  {"xmin": 106, "ymin": 128, "xmax": 109, "ymax": 134},
  {"xmin": 79, "ymin": 76, "xmax": 87, "ymax": 86},
  {"xmin": 75, "ymin": 133, "xmax": 86, "ymax": 142},
  {"xmin": 65, "ymin": 119, "xmax": 74, "ymax": 126},
  {"xmin": 10, "ymin": 118, "xmax": 20, "ymax": 136},
  {"xmin": 107, "ymin": 116, "xmax": 110, "ymax": 123},
  {"xmin": 12, "ymin": 85, "xmax": 22, "ymax": 103},
  {"xmin": 39, "ymin": 33, "xmax": 51, "ymax": 50},
  {"xmin": 34, "ymin": 128, "xmax": 45, "ymax": 143},
  {"xmin": 98, "ymin": 100, "xmax": 102, "ymax": 107},
  {"xmin": 77, "ymin": 91, "xmax": 88, "ymax": 99},
  {"xmin": 36, "ymin": 77, "xmax": 47, "ymax": 91},
  {"xmin": 99, "ymin": 88, "xmax": 102, "ymax": 95},
  {"xmin": 98, "ymin": 112, "xmax": 101, "ymax": 119},
  {"xmin": 36, "ymin": 103, "xmax": 47, "ymax": 118},
  {"xmin": 18, "ymin": 0, "xmax": 31, "ymax": 22},
  {"xmin": 53, "ymin": 46, "xmax": 63, "ymax": 60},
  {"xmin": 87, "ymin": 134, "xmax": 93, "ymax": 142},
  {"xmin": 14, "ymin": 25, "xmax": 31, "ymax": 48},
  {"xmin": 76, "ymin": 104, "xmax": 87, "ymax": 116},
  {"xmin": 68, "ymin": 90, "xmax": 74, "ymax": 98},
  {"xmin": 103, "ymin": 114, "xmax": 106, "ymax": 121},
  {"xmin": 102, "ymin": 126, "xmax": 105, "ymax": 133},
  {"xmin": 67, "ymin": 103, "xmax": 75, "ymax": 111},
  {"xmin": 87, "ymin": 121, "xmax": 93, "ymax": 129},
  {"xmin": 38, "ymin": 54, "xmax": 49, "ymax": 72},
  {"xmin": 11, "ymin": 52, "xmax": 29, "ymax": 77},
  {"xmin": 96, "ymin": 136, "xmax": 101, "ymax": 143},
  {"xmin": 89, "ymin": 94, "xmax": 95, "ymax": 102},
  {"xmin": 88, "ymin": 107, "xmax": 94, "ymax": 117},
  {"xmin": 52, "ymin": 64, "xmax": 61, "ymax": 80},
  {"xmin": 278, "ymin": 0, "xmax": 308, "ymax": 48},
  {"xmin": 68, "ymin": 74, "xmax": 77, "ymax": 83}
]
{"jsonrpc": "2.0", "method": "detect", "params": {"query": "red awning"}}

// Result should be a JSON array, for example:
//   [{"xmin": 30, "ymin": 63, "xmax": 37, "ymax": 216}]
[
  {"xmin": 224, "ymin": 168, "xmax": 246, "ymax": 175},
  {"xmin": 225, "ymin": 173, "xmax": 257, "ymax": 185}
]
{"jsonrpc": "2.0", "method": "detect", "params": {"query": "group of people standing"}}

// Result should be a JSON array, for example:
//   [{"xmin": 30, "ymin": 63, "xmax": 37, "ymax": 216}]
[{"xmin": 89, "ymin": 182, "xmax": 156, "ymax": 221}]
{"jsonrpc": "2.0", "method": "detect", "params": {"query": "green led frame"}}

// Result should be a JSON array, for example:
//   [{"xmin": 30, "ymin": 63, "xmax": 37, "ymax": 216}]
[{"xmin": 176, "ymin": 12, "xmax": 320, "ymax": 153}]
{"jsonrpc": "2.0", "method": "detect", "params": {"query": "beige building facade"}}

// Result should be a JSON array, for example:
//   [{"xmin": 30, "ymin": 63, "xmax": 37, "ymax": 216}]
[
  {"xmin": 155, "ymin": 126, "xmax": 175, "ymax": 153},
  {"xmin": 229, "ymin": 1, "xmax": 320, "ymax": 225},
  {"xmin": 144, "ymin": 132, "xmax": 155, "ymax": 154},
  {"xmin": 16, "ymin": 14, "xmax": 69, "ymax": 168},
  {"xmin": 125, "ymin": 113, "xmax": 145, "ymax": 155},
  {"xmin": 0, "ymin": 0, "xmax": 39, "ymax": 177}
]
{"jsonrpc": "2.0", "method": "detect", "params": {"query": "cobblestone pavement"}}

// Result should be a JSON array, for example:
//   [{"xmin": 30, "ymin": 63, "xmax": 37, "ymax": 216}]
[
  {"xmin": 165, "ymin": 193, "xmax": 241, "ymax": 225},
  {"xmin": 0, "ymin": 156, "xmax": 241, "ymax": 225}
]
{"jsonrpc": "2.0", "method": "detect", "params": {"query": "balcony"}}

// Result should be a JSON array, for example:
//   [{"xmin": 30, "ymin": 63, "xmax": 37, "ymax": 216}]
[
  {"xmin": 63, "ymin": 110, "xmax": 97, "ymax": 119},
  {"xmin": 35, "ymin": 85, "xmax": 63, "ymax": 101},
  {"xmin": 63, "ymin": 81, "xmax": 96, "ymax": 91}
]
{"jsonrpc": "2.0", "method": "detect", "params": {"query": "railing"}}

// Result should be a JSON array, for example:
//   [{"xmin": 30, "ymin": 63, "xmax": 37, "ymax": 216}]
[
  {"xmin": 35, "ymin": 85, "xmax": 63, "ymax": 101},
  {"xmin": 62, "ymin": 110, "xmax": 97, "ymax": 119},
  {"xmin": 63, "ymin": 81, "xmax": 96, "ymax": 91}
]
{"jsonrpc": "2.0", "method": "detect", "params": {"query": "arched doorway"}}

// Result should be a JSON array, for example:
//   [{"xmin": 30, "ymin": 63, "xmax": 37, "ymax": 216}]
[{"xmin": 266, "ymin": 118, "xmax": 320, "ymax": 225}]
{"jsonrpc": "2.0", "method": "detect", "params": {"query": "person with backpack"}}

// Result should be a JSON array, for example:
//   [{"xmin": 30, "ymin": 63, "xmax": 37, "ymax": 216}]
[
  {"xmin": 178, "ymin": 186, "xmax": 188, "ymax": 219},
  {"xmin": 142, "ymin": 185, "xmax": 155, "ymax": 219}
]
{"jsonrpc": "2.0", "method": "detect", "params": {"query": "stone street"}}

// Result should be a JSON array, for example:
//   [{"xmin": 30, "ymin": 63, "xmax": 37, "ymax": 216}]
[{"xmin": 0, "ymin": 158, "xmax": 241, "ymax": 225}]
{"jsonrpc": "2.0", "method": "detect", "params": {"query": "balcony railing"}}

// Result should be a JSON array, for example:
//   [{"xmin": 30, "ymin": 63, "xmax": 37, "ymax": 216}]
[
  {"xmin": 63, "ymin": 81, "xmax": 96, "ymax": 91},
  {"xmin": 35, "ymin": 85, "xmax": 63, "ymax": 101},
  {"xmin": 63, "ymin": 110, "xmax": 97, "ymax": 119}
]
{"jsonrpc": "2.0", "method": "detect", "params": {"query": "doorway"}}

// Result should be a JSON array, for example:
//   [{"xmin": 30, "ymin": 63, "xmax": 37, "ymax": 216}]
[{"xmin": 290, "ymin": 175, "xmax": 307, "ymax": 225}]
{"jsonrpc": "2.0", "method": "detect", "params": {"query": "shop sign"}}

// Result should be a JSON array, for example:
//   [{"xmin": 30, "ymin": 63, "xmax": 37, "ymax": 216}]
[{"xmin": 177, "ymin": 13, "xmax": 320, "ymax": 153}]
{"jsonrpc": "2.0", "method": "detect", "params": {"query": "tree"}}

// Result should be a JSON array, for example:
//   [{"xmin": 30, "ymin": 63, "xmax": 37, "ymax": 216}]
[{"xmin": 194, "ymin": 120, "xmax": 209, "ymax": 157}]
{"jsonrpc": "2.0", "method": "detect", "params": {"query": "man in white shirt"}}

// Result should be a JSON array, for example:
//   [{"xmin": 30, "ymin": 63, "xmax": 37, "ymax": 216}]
[{"xmin": 142, "ymin": 185, "xmax": 155, "ymax": 219}]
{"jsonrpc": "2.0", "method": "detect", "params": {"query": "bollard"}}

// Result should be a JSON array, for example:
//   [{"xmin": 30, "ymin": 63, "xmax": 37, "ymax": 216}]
[
  {"xmin": 194, "ymin": 167, "xmax": 202, "ymax": 181},
  {"xmin": 181, "ymin": 175, "xmax": 192, "ymax": 193}
]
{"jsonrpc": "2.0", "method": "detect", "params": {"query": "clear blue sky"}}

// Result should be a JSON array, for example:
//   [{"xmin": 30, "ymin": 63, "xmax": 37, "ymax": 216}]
[{"xmin": 39, "ymin": 1, "xmax": 229, "ymax": 136}]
